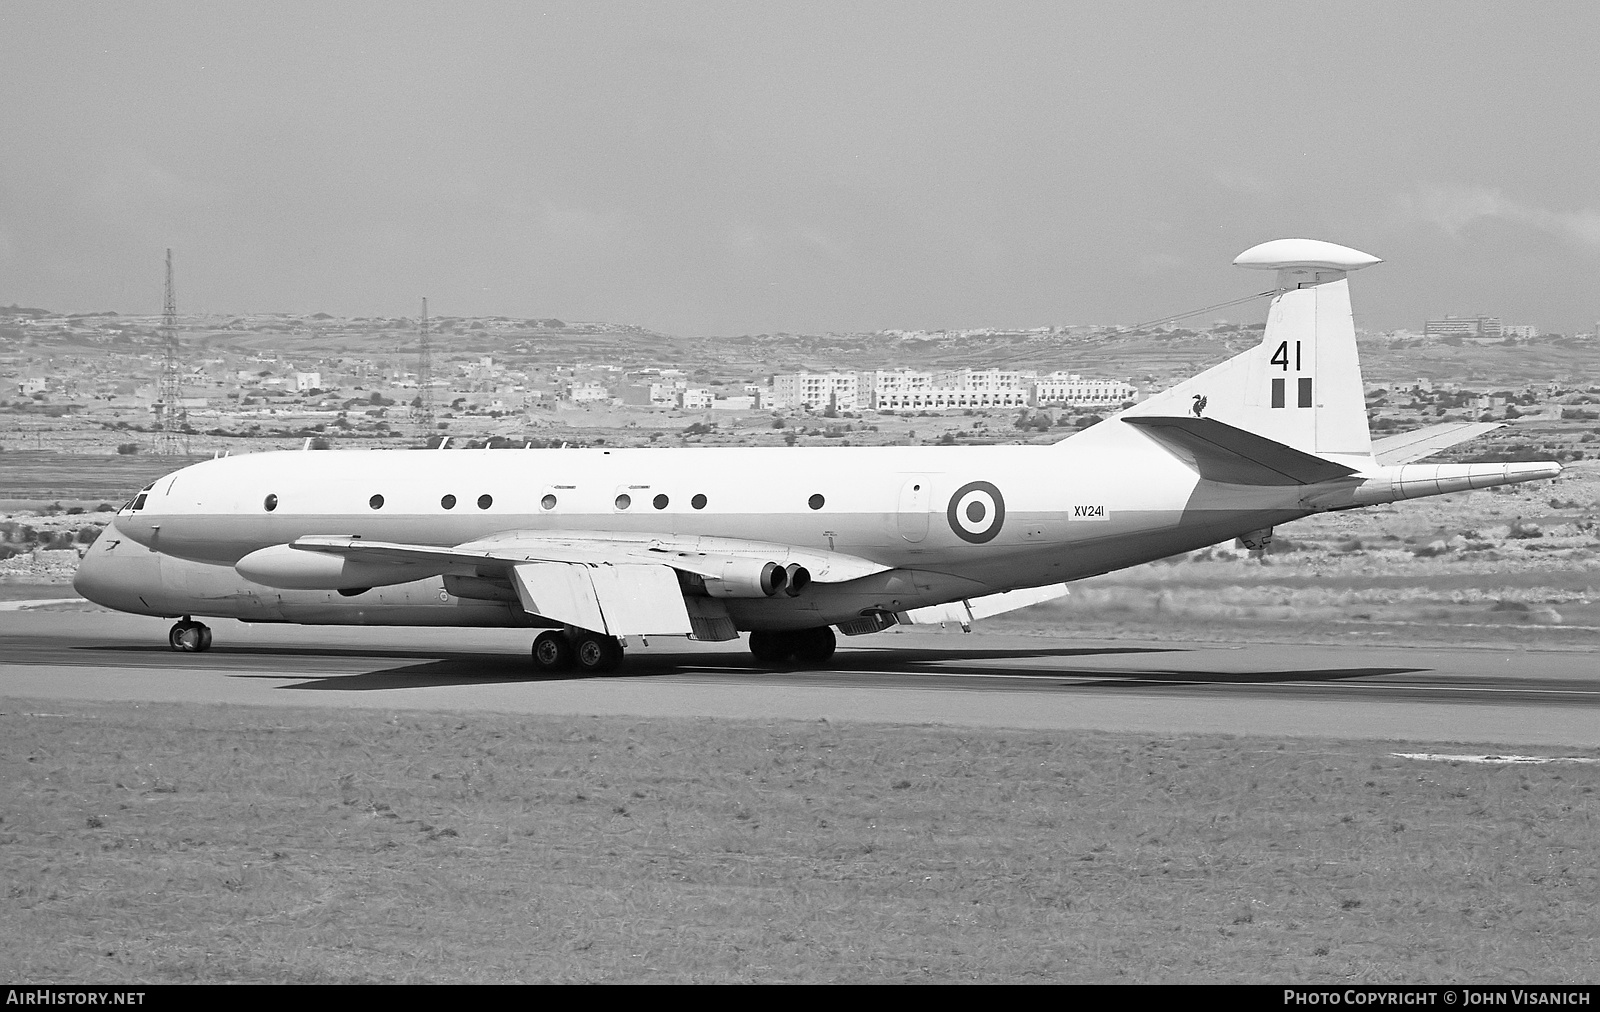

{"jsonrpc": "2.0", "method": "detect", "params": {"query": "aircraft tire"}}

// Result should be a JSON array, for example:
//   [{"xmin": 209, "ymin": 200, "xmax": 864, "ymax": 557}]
[
  {"xmin": 531, "ymin": 630, "xmax": 574, "ymax": 673},
  {"xmin": 792, "ymin": 626, "xmax": 836, "ymax": 664},
  {"xmin": 748, "ymin": 630, "xmax": 791, "ymax": 664},
  {"xmin": 573, "ymin": 632, "xmax": 623, "ymax": 674},
  {"xmin": 168, "ymin": 620, "xmax": 211, "ymax": 653}
]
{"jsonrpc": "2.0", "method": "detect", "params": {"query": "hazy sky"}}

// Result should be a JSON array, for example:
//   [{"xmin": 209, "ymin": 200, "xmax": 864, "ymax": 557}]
[{"xmin": 3, "ymin": 1, "xmax": 1598, "ymax": 336}]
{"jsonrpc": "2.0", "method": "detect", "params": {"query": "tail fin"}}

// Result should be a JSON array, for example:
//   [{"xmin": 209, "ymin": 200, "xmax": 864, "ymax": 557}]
[{"xmin": 1116, "ymin": 238, "xmax": 1382, "ymax": 470}]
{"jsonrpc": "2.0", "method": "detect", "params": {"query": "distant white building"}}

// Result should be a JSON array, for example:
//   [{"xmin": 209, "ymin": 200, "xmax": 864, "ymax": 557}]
[
  {"xmin": 1424, "ymin": 315, "xmax": 1501, "ymax": 339},
  {"xmin": 773, "ymin": 372, "xmax": 859, "ymax": 411},
  {"xmin": 862, "ymin": 369, "xmax": 1033, "ymax": 411},
  {"xmin": 1032, "ymin": 372, "xmax": 1136, "ymax": 407},
  {"xmin": 679, "ymin": 387, "xmax": 715, "ymax": 411},
  {"xmin": 570, "ymin": 381, "xmax": 609, "ymax": 403}
]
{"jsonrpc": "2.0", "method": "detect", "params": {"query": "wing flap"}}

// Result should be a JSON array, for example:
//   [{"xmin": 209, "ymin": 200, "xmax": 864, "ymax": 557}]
[
  {"xmin": 1122, "ymin": 416, "xmax": 1359, "ymax": 485},
  {"xmin": 512, "ymin": 562, "xmax": 607, "ymax": 633},
  {"xmin": 586, "ymin": 564, "xmax": 694, "ymax": 636},
  {"xmin": 510, "ymin": 562, "xmax": 692, "ymax": 636}
]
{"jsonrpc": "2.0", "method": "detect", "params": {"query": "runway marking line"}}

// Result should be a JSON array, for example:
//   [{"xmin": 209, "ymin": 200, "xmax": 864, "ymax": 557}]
[
  {"xmin": 1394, "ymin": 753, "xmax": 1600, "ymax": 764},
  {"xmin": 685, "ymin": 667, "xmax": 1600, "ymax": 696}
]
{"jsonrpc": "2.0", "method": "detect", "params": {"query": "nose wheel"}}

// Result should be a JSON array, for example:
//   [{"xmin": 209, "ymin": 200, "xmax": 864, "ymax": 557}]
[{"xmin": 168, "ymin": 619, "xmax": 212, "ymax": 652}]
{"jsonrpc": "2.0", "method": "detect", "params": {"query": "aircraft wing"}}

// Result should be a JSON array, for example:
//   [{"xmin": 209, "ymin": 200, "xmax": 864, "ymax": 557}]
[
  {"xmin": 1371, "ymin": 421, "xmax": 1503, "ymax": 465},
  {"xmin": 275, "ymin": 531, "xmax": 893, "ymax": 639},
  {"xmin": 1122, "ymin": 416, "xmax": 1360, "ymax": 485},
  {"xmin": 290, "ymin": 531, "xmax": 890, "ymax": 583}
]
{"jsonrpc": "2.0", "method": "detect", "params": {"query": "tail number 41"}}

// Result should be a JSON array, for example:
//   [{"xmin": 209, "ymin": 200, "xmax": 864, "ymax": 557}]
[{"xmin": 1269, "ymin": 341, "xmax": 1311, "ymax": 408}]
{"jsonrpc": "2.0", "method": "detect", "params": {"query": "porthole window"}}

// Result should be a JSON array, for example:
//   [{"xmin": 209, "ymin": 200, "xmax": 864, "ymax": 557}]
[
  {"xmin": 691, "ymin": 493, "xmax": 707, "ymax": 510},
  {"xmin": 440, "ymin": 494, "xmax": 456, "ymax": 510},
  {"xmin": 263, "ymin": 493, "xmax": 278, "ymax": 512},
  {"xmin": 615, "ymin": 493, "xmax": 632, "ymax": 510},
  {"xmin": 369, "ymin": 494, "xmax": 384, "ymax": 510},
  {"xmin": 477, "ymin": 494, "xmax": 493, "ymax": 510},
  {"xmin": 808, "ymin": 493, "xmax": 825, "ymax": 510},
  {"xmin": 653, "ymin": 493, "xmax": 668, "ymax": 509},
  {"xmin": 541, "ymin": 494, "xmax": 557, "ymax": 510}
]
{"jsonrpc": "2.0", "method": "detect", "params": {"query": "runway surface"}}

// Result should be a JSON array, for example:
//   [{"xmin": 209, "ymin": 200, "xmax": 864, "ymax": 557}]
[{"xmin": 2, "ymin": 609, "xmax": 1598, "ymax": 747}]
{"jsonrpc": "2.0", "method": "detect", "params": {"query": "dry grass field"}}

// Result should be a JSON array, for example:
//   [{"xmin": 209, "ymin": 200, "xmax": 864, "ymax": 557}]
[{"xmin": 3, "ymin": 705, "xmax": 1597, "ymax": 984}]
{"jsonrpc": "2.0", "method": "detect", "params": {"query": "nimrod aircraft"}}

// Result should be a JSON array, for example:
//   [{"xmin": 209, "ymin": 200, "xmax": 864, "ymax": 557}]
[{"xmin": 75, "ymin": 239, "xmax": 1560, "ymax": 672}]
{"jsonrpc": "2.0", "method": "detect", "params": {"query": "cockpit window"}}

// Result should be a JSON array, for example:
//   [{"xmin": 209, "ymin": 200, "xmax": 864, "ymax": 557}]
[{"xmin": 131, "ymin": 493, "xmax": 148, "ymax": 511}]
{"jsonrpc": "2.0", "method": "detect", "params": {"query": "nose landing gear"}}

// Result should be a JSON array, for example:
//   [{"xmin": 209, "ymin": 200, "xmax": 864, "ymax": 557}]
[{"xmin": 168, "ymin": 618, "xmax": 212, "ymax": 652}]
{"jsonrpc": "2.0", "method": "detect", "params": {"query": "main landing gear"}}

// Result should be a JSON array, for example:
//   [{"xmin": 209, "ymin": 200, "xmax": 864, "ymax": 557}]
[
  {"xmin": 748, "ymin": 626, "xmax": 836, "ymax": 665},
  {"xmin": 168, "ymin": 617, "xmax": 212, "ymax": 652},
  {"xmin": 532, "ymin": 628, "xmax": 624, "ymax": 675}
]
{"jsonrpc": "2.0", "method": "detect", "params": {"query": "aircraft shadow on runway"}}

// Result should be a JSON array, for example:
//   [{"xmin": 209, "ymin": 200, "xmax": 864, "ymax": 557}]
[
  {"xmin": 203, "ymin": 644, "xmax": 1178, "ymax": 691},
  {"xmin": 196, "ymin": 644, "xmax": 1427, "ymax": 693}
]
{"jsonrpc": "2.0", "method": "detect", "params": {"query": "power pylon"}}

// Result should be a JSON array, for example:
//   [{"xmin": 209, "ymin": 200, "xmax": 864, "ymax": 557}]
[
  {"xmin": 152, "ymin": 248, "xmax": 187, "ymax": 454},
  {"xmin": 412, "ymin": 297, "xmax": 436, "ymax": 438}
]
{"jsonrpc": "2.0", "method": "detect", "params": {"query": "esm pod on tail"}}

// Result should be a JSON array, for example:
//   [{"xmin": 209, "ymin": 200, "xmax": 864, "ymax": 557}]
[{"xmin": 76, "ymin": 240, "xmax": 1560, "ymax": 672}]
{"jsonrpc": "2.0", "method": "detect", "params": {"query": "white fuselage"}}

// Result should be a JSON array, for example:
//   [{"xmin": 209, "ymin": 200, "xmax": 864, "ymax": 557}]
[{"xmin": 79, "ymin": 433, "xmax": 1313, "ymax": 631}]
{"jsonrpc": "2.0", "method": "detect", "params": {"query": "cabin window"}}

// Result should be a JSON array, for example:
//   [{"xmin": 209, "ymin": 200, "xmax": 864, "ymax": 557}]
[
  {"xmin": 369, "ymin": 494, "xmax": 384, "ymax": 510},
  {"xmin": 541, "ymin": 494, "xmax": 556, "ymax": 510},
  {"xmin": 477, "ymin": 494, "xmax": 493, "ymax": 510},
  {"xmin": 440, "ymin": 494, "xmax": 456, "ymax": 510},
  {"xmin": 691, "ymin": 493, "xmax": 708, "ymax": 510},
  {"xmin": 263, "ymin": 493, "xmax": 278, "ymax": 512},
  {"xmin": 615, "ymin": 494, "xmax": 632, "ymax": 510},
  {"xmin": 653, "ymin": 494, "xmax": 668, "ymax": 509},
  {"xmin": 808, "ymin": 494, "xmax": 825, "ymax": 510}
]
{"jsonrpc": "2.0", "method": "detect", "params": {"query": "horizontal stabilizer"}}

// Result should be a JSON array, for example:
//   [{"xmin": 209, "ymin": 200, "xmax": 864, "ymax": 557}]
[
  {"xmin": 1371, "ymin": 421, "xmax": 1503, "ymax": 465},
  {"xmin": 1123, "ymin": 416, "xmax": 1359, "ymax": 486}
]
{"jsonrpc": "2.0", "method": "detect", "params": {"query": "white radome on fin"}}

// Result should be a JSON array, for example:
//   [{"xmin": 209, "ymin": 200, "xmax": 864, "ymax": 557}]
[{"xmin": 1232, "ymin": 238, "xmax": 1382, "ymax": 273}]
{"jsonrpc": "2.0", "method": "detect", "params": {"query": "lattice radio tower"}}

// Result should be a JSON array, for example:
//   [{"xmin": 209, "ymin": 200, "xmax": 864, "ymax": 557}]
[
  {"xmin": 411, "ymin": 297, "xmax": 436, "ymax": 438},
  {"xmin": 153, "ymin": 248, "xmax": 187, "ymax": 454}
]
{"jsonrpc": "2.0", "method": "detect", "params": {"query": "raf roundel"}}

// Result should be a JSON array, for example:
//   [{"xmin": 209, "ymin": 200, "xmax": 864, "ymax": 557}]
[{"xmin": 946, "ymin": 481, "xmax": 1005, "ymax": 544}]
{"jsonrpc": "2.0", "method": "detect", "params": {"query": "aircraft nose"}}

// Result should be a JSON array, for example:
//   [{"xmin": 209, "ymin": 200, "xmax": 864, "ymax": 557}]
[{"xmin": 73, "ymin": 526, "xmax": 163, "ymax": 614}]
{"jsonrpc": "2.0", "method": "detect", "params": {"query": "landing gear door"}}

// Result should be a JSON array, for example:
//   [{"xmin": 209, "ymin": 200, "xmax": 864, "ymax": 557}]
[{"xmin": 896, "ymin": 475, "xmax": 932, "ymax": 543}]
